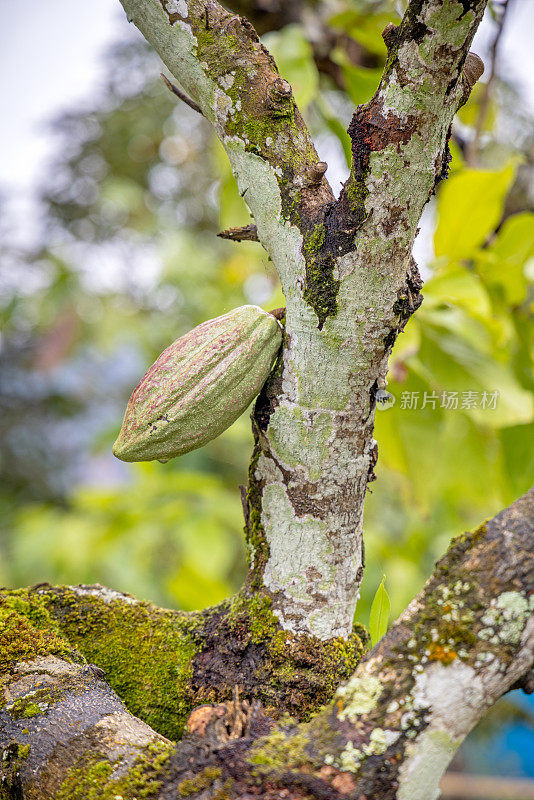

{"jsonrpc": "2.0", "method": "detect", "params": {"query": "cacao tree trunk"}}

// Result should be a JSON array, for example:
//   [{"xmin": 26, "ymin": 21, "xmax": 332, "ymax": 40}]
[
  {"xmin": 119, "ymin": 0, "xmax": 485, "ymax": 638},
  {"xmin": 2, "ymin": 1, "xmax": 533, "ymax": 798}
]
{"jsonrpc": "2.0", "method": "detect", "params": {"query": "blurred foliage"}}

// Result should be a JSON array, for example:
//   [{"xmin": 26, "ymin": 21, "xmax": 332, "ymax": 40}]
[
  {"xmin": 9, "ymin": 465, "xmax": 246, "ymax": 611},
  {"xmin": 0, "ymin": 2, "xmax": 533, "ymax": 640}
]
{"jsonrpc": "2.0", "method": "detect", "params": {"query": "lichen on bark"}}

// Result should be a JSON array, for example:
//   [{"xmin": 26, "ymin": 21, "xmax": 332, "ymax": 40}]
[
  {"xmin": 6, "ymin": 0, "xmax": 527, "ymax": 795},
  {"xmin": 118, "ymin": 0, "xmax": 488, "ymax": 646},
  {"xmin": 1, "ymin": 585, "xmax": 366, "ymax": 742}
]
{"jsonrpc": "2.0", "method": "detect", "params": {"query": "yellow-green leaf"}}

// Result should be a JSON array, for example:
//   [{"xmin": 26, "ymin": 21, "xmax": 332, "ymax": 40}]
[
  {"xmin": 369, "ymin": 575, "xmax": 390, "ymax": 646},
  {"xmin": 424, "ymin": 264, "xmax": 491, "ymax": 318},
  {"xmin": 434, "ymin": 163, "xmax": 516, "ymax": 260}
]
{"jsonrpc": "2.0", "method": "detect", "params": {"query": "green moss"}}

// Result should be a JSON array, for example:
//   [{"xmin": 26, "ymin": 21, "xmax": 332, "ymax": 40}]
[
  {"xmin": 301, "ymin": 223, "xmax": 340, "ymax": 327},
  {"xmin": 194, "ymin": 21, "xmax": 305, "ymax": 161},
  {"xmin": 46, "ymin": 589, "xmax": 200, "ymax": 741},
  {"xmin": 227, "ymin": 593, "xmax": 280, "ymax": 641},
  {"xmin": 244, "ymin": 435, "xmax": 271, "ymax": 590},
  {"xmin": 2, "ymin": 584, "xmax": 366, "ymax": 742},
  {"xmin": 249, "ymin": 728, "xmax": 311, "ymax": 770},
  {"xmin": 178, "ymin": 766, "xmax": 223, "ymax": 796},
  {"xmin": 18, "ymin": 744, "xmax": 30, "ymax": 760},
  {"xmin": 54, "ymin": 758, "xmax": 113, "ymax": 800},
  {"xmin": 222, "ymin": 592, "xmax": 367, "ymax": 720},
  {"xmin": 344, "ymin": 173, "xmax": 369, "ymax": 224},
  {"xmin": 54, "ymin": 740, "xmax": 172, "ymax": 800},
  {"xmin": 7, "ymin": 685, "xmax": 66, "ymax": 720},
  {"xmin": 22, "ymin": 702, "xmax": 40, "ymax": 718},
  {"xmin": 0, "ymin": 586, "xmax": 200, "ymax": 740},
  {"xmin": 0, "ymin": 590, "xmax": 75, "ymax": 671}
]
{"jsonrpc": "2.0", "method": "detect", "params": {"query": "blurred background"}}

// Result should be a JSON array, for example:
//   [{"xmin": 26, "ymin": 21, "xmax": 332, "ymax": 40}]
[{"xmin": 1, "ymin": 0, "xmax": 533, "ymax": 795}]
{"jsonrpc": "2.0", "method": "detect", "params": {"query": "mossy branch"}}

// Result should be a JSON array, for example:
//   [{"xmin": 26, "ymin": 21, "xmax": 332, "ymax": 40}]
[
  {"xmin": 0, "ymin": 585, "xmax": 365, "ymax": 742},
  {"xmin": 4, "ymin": 491, "xmax": 531, "ymax": 797},
  {"xmin": 119, "ymin": 0, "xmax": 333, "ymax": 232}
]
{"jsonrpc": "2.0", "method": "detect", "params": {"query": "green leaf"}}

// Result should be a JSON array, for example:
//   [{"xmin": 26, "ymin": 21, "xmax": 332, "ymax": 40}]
[
  {"xmin": 330, "ymin": 48, "xmax": 383, "ymax": 105},
  {"xmin": 328, "ymin": 11, "xmax": 395, "ymax": 56},
  {"xmin": 476, "ymin": 212, "xmax": 534, "ymax": 304},
  {"xmin": 434, "ymin": 163, "xmax": 517, "ymax": 260},
  {"xmin": 369, "ymin": 575, "xmax": 390, "ymax": 646},
  {"xmin": 415, "ymin": 321, "xmax": 534, "ymax": 428},
  {"xmin": 501, "ymin": 423, "xmax": 534, "ymax": 501},
  {"xmin": 424, "ymin": 263, "xmax": 491, "ymax": 318},
  {"xmin": 490, "ymin": 212, "xmax": 534, "ymax": 264}
]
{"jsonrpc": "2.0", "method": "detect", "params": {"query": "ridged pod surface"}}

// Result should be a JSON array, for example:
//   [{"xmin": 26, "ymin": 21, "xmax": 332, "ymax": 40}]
[{"xmin": 113, "ymin": 305, "xmax": 282, "ymax": 462}]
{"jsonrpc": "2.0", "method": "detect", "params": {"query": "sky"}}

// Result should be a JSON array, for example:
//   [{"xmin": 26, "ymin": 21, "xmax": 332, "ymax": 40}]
[{"xmin": 0, "ymin": 0, "xmax": 533, "ymax": 247}]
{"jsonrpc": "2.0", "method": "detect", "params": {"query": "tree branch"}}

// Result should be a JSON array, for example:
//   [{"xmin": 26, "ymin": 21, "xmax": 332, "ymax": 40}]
[
  {"xmin": 5, "ymin": 491, "xmax": 531, "ymax": 797},
  {"xmin": 0, "ymin": 584, "xmax": 365, "ymax": 742},
  {"xmin": 223, "ymin": 0, "xmax": 384, "ymax": 89},
  {"xmin": 161, "ymin": 72, "xmax": 203, "ymax": 114},
  {"xmin": 0, "ymin": 654, "xmax": 172, "ymax": 800},
  {"xmin": 120, "ymin": 0, "xmax": 333, "ymax": 229},
  {"xmin": 217, "ymin": 223, "xmax": 259, "ymax": 241},
  {"xmin": 118, "ymin": 0, "xmax": 489, "ymax": 641}
]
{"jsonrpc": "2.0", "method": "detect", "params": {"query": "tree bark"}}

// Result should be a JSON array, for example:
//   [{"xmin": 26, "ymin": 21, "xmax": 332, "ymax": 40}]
[
  {"xmin": 5, "ymin": 1, "xmax": 531, "ymax": 797},
  {"xmin": 2, "ymin": 491, "xmax": 532, "ymax": 798},
  {"xmin": 118, "ymin": 0, "xmax": 487, "ymax": 639}
]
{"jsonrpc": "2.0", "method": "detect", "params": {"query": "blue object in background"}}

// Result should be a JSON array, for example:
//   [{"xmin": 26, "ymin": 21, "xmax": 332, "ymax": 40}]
[{"xmin": 454, "ymin": 690, "xmax": 534, "ymax": 778}]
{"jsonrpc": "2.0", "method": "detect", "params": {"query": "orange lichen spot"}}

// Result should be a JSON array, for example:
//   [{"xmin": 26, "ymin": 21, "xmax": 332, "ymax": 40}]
[
  {"xmin": 332, "ymin": 771, "xmax": 357, "ymax": 793},
  {"xmin": 428, "ymin": 644, "xmax": 457, "ymax": 665}
]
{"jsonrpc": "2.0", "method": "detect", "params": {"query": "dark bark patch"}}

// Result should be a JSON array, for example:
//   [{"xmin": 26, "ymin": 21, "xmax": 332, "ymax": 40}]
[
  {"xmin": 348, "ymin": 101, "xmax": 417, "ymax": 174},
  {"xmin": 302, "ymin": 223, "xmax": 340, "ymax": 329},
  {"xmin": 382, "ymin": 257, "xmax": 423, "ymax": 360},
  {"xmin": 189, "ymin": 595, "xmax": 366, "ymax": 723},
  {"xmin": 381, "ymin": 204, "xmax": 406, "ymax": 237},
  {"xmin": 286, "ymin": 484, "xmax": 332, "ymax": 521},
  {"xmin": 456, "ymin": 0, "xmax": 480, "ymax": 16},
  {"xmin": 430, "ymin": 125, "xmax": 453, "ymax": 194},
  {"xmin": 391, "ymin": 258, "xmax": 423, "ymax": 335},
  {"xmin": 410, "ymin": 21, "xmax": 429, "ymax": 43},
  {"xmin": 254, "ymin": 339, "xmax": 285, "ymax": 433}
]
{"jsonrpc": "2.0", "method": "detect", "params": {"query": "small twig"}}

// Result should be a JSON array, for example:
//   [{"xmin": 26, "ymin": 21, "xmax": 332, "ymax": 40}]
[
  {"xmin": 160, "ymin": 73, "xmax": 203, "ymax": 115},
  {"xmin": 465, "ymin": 0, "xmax": 512, "ymax": 166},
  {"xmin": 217, "ymin": 224, "xmax": 259, "ymax": 242},
  {"xmin": 441, "ymin": 771, "xmax": 534, "ymax": 799}
]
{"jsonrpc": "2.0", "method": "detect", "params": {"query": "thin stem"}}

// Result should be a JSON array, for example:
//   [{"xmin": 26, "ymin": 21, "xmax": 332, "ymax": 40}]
[{"xmin": 160, "ymin": 73, "xmax": 203, "ymax": 115}]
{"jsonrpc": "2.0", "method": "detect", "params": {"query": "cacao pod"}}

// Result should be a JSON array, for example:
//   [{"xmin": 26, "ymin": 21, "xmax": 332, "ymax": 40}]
[{"xmin": 112, "ymin": 305, "xmax": 282, "ymax": 462}]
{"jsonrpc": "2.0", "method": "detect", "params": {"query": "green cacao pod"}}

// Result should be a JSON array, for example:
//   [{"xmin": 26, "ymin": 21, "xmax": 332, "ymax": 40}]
[{"xmin": 112, "ymin": 305, "xmax": 282, "ymax": 462}]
